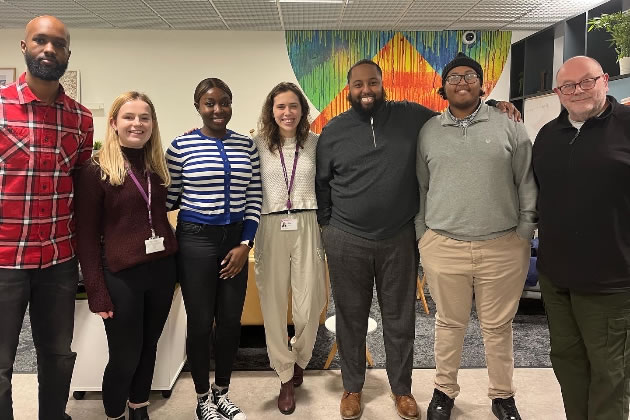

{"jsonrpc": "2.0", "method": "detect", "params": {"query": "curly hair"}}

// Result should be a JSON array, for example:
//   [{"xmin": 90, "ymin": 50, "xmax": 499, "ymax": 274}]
[{"xmin": 257, "ymin": 82, "xmax": 311, "ymax": 153}]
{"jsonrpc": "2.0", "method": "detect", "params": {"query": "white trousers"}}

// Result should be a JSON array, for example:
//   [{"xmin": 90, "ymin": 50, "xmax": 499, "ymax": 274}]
[{"xmin": 254, "ymin": 211, "xmax": 327, "ymax": 384}]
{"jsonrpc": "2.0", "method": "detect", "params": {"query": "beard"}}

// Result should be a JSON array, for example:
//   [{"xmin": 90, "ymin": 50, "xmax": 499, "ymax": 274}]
[
  {"xmin": 24, "ymin": 49, "xmax": 68, "ymax": 81},
  {"xmin": 347, "ymin": 89, "xmax": 387, "ymax": 117}
]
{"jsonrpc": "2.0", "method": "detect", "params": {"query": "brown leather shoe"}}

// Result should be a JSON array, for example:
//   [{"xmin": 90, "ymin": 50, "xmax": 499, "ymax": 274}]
[
  {"xmin": 278, "ymin": 380, "xmax": 295, "ymax": 415},
  {"xmin": 340, "ymin": 391, "xmax": 362, "ymax": 419},
  {"xmin": 392, "ymin": 393, "xmax": 419, "ymax": 420},
  {"xmin": 293, "ymin": 363, "xmax": 304, "ymax": 387}
]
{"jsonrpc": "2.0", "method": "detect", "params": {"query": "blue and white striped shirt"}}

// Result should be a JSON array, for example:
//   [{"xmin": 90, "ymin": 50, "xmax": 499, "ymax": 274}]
[{"xmin": 165, "ymin": 129, "xmax": 262, "ymax": 241}]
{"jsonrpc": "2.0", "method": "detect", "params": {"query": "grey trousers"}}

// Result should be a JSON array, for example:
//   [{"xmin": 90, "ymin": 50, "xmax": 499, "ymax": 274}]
[{"xmin": 321, "ymin": 222, "xmax": 417, "ymax": 395}]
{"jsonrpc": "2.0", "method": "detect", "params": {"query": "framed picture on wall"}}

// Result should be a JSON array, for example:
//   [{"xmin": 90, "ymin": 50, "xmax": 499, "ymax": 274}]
[
  {"xmin": 60, "ymin": 70, "xmax": 80, "ymax": 102},
  {"xmin": 0, "ymin": 68, "xmax": 16, "ymax": 87}
]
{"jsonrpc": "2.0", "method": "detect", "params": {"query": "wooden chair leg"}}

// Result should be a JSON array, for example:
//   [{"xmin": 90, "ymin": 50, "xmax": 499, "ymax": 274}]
[
  {"xmin": 418, "ymin": 274, "xmax": 430, "ymax": 314},
  {"xmin": 324, "ymin": 341, "xmax": 338, "ymax": 369},
  {"xmin": 365, "ymin": 347, "xmax": 374, "ymax": 367}
]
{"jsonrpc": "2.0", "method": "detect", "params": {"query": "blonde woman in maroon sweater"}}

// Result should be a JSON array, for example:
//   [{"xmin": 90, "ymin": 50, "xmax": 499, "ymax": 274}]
[{"xmin": 75, "ymin": 92, "xmax": 177, "ymax": 420}]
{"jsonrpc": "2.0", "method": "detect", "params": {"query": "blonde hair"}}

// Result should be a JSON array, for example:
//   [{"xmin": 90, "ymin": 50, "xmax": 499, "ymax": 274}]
[{"xmin": 98, "ymin": 92, "xmax": 170, "ymax": 187}]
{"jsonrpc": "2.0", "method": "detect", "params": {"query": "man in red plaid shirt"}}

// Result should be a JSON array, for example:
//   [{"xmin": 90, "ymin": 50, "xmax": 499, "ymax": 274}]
[{"xmin": 0, "ymin": 16, "xmax": 93, "ymax": 420}]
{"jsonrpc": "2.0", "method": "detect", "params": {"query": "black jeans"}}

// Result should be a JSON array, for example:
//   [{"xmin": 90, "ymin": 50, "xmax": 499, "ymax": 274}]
[
  {"xmin": 176, "ymin": 221, "xmax": 248, "ymax": 394},
  {"xmin": 101, "ymin": 255, "xmax": 176, "ymax": 418},
  {"xmin": 321, "ymin": 223, "xmax": 418, "ymax": 395},
  {"xmin": 0, "ymin": 258, "xmax": 79, "ymax": 420}
]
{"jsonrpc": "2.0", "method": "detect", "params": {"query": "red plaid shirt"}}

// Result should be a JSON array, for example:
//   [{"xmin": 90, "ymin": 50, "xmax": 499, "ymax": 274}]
[{"xmin": 0, "ymin": 73, "xmax": 93, "ymax": 269}]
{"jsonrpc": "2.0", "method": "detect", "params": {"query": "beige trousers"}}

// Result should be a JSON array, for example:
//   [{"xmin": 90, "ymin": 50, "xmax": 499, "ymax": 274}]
[
  {"xmin": 419, "ymin": 229, "xmax": 530, "ymax": 399},
  {"xmin": 254, "ymin": 211, "xmax": 327, "ymax": 384}
]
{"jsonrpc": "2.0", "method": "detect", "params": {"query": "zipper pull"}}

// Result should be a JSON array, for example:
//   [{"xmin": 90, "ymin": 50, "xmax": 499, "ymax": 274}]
[
  {"xmin": 569, "ymin": 128, "xmax": 580, "ymax": 145},
  {"xmin": 370, "ymin": 117, "xmax": 376, "ymax": 148}
]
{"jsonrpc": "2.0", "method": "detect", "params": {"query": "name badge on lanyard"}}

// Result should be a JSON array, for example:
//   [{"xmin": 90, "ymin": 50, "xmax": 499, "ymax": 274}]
[
  {"xmin": 126, "ymin": 164, "xmax": 166, "ymax": 254},
  {"xmin": 279, "ymin": 144, "xmax": 300, "ymax": 231}
]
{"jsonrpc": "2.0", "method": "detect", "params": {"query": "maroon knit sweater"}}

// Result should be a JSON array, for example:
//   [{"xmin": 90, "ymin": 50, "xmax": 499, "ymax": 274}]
[{"xmin": 75, "ymin": 147, "xmax": 177, "ymax": 313}]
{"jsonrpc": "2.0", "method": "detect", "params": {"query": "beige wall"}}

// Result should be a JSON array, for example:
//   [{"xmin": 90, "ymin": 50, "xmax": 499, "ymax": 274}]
[{"xmin": 0, "ymin": 28, "xmax": 533, "ymax": 146}]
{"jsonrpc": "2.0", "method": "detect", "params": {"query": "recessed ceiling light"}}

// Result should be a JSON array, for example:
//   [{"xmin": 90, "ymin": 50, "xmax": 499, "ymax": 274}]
[{"xmin": 271, "ymin": 0, "xmax": 351, "ymax": 4}]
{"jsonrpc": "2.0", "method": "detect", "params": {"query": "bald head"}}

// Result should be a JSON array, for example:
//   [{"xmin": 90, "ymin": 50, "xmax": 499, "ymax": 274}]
[
  {"xmin": 557, "ymin": 56, "xmax": 603, "ymax": 82},
  {"xmin": 25, "ymin": 16, "xmax": 70, "ymax": 45},
  {"xmin": 21, "ymin": 15, "xmax": 71, "ymax": 82}
]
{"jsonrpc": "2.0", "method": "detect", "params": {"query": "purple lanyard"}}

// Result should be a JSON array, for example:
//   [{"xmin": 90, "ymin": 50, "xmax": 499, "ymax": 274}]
[
  {"xmin": 278, "ymin": 144, "xmax": 299, "ymax": 212},
  {"xmin": 125, "ymin": 164, "xmax": 155, "ymax": 237}
]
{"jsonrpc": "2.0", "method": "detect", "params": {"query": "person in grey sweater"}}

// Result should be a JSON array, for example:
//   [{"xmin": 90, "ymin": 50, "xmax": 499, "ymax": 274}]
[
  {"xmin": 316, "ymin": 58, "xmax": 520, "ymax": 420},
  {"xmin": 415, "ymin": 53, "xmax": 537, "ymax": 420}
]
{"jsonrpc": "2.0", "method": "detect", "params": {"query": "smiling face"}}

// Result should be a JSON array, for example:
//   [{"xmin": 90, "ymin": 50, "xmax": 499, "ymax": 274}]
[
  {"xmin": 272, "ymin": 90, "xmax": 303, "ymax": 138},
  {"xmin": 197, "ymin": 87, "xmax": 232, "ymax": 138},
  {"xmin": 21, "ymin": 16, "xmax": 70, "ymax": 81},
  {"xmin": 443, "ymin": 65, "xmax": 482, "ymax": 112},
  {"xmin": 555, "ymin": 57, "xmax": 609, "ymax": 122},
  {"xmin": 111, "ymin": 100, "xmax": 153, "ymax": 149},
  {"xmin": 347, "ymin": 63, "xmax": 385, "ymax": 116}
]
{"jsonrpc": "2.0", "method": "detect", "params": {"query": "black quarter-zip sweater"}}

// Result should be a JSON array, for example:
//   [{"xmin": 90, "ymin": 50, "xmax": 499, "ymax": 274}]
[
  {"xmin": 533, "ymin": 96, "xmax": 630, "ymax": 293},
  {"xmin": 315, "ymin": 101, "xmax": 437, "ymax": 240}
]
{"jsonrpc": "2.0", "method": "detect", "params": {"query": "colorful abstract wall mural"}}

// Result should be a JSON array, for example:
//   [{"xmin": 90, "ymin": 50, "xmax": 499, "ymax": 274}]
[{"xmin": 285, "ymin": 30, "xmax": 512, "ymax": 133}]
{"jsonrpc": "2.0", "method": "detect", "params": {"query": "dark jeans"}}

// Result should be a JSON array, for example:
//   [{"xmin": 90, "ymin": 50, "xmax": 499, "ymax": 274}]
[
  {"xmin": 321, "ymin": 223, "xmax": 418, "ymax": 395},
  {"xmin": 101, "ymin": 255, "xmax": 176, "ymax": 418},
  {"xmin": 539, "ymin": 274, "xmax": 630, "ymax": 420},
  {"xmin": 0, "ymin": 258, "xmax": 79, "ymax": 420},
  {"xmin": 176, "ymin": 221, "xmax": 248, "ymax": 394}
]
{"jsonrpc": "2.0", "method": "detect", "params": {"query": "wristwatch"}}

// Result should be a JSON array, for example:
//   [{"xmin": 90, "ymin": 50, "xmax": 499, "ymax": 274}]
[{"xmin": 240, "ymin": 240, "xmax": 254, "ymax": 248}]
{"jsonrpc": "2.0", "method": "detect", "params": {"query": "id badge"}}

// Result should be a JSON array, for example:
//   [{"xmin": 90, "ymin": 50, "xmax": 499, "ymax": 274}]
[
  {"xmin": 145, "ymin": 236, "xmax": 165, "ymax": 254},
  {"xmin": 280, "ymin": 218, "xmax": 298, "ymax": 231}
]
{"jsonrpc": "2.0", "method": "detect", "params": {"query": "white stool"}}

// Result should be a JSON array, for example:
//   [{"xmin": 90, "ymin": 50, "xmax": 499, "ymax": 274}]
[{"xmin": 323, "ymin": 315, "xmax": 377, "ymax": 369}]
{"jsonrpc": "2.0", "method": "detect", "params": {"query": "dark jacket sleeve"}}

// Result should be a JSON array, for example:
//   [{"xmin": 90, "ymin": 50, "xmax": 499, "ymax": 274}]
[
  {"xmin": 74, "ymin": 162, "xmax": 113, "ymax": 313},
  {"xmin": 315, "ymin": 125, "xmax": 334, "ymax": 225}
]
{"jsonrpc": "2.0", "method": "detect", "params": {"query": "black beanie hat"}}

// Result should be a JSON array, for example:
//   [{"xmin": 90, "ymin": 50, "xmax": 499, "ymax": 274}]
[{"xmin": 441, "ymin": 52, "xmax": 483, "ymax": 86}]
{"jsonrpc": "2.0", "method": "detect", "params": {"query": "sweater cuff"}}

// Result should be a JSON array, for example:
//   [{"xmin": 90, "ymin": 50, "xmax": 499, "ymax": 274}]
[
  {"xmin": 516, "ymin": 222, "xmax": 536, "ymax": 241},
  {"xmin": 415, "ymin": 223, "xmax": 427, "ymax": 241},
  {"xmin": 87, "ymin": 296, "xmax": 114, "ymax": 314},
  {"xmin": 241, "ymin": 219, "xmax": 258, "ymax": 242}
]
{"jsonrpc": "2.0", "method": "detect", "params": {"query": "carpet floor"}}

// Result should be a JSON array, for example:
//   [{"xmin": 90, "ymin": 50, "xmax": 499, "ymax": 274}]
[{"xmin": 14, "ymin": 287, "xmax": 550, "ymax": 373}]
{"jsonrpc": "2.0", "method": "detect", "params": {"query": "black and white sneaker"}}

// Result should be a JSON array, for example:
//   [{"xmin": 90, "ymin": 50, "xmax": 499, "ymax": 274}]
[
  {"xmin": 212, "ymin": 386, "xmax": 246, "ymax": 420},
  {"xmin": 491, "ymin": 396, "xmax": 522, "ymax": 420},
  {"xmin": 194, "ymin": 393, "xmax": 223, "ymax": 420}
]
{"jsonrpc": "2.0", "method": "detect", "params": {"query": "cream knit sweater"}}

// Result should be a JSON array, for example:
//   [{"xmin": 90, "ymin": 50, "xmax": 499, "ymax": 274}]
[{"xmin": 254, "ymin": 131, "xmax": 319, "ymax": 215}]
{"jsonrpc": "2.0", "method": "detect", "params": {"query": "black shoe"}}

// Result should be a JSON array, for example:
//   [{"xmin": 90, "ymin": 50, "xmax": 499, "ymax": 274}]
[
  {"xmin": 492, "ymin": 397, "xmax": 521, "ymax": 420},
  {"xmin": 211, "ymin": 385, "xmax": 246, "ymax": 420},
  {"xmin": 427, "ymin": 388, "xmax": 454, "ymax": 420},
  {"xmin": 195, "ymin": 393, "xmax": 222, "ymax": 420},
  {"xmin": 128, "ymin": 405, "xmax": 149, "ymax": 420}
]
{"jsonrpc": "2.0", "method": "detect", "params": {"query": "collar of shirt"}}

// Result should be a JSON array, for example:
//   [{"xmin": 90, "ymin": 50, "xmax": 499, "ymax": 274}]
[
  {"xmin": 446, "ymin": 100, "xmax": 483, "ymax": 128},
  {"xmin": 15, "ymin": 72, "xmax": 67, "ymax": 106}
]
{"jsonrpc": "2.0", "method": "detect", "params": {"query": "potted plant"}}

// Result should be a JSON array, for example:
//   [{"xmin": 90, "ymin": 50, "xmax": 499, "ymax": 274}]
[
  {"xmin": 588, "ymin": 10, "xmax": 630, "ymax": 75},
  {"xmin": 92, "ymin": 140, "xmax": 102, "ymax": 156}
]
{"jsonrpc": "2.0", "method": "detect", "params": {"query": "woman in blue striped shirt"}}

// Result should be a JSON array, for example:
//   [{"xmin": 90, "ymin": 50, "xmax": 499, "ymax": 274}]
[{"xmin": 165, "ymin": 78, "xmax": 261, "ymax": 420}]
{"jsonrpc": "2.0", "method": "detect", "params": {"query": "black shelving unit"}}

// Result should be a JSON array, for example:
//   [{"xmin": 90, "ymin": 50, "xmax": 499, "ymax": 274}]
[
  {"xmin": 586, "ymin": 0, "xmax": 623, "ymax": 78},
  {"xmin": 509, "ymin": 0, "xmax": 630, "ymax": 115}
]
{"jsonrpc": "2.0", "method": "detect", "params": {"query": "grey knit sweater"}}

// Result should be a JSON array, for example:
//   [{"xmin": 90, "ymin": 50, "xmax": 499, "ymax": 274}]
[{"xmin": 414, "ymin": 104, "xmax": 538, "ymax": 241}]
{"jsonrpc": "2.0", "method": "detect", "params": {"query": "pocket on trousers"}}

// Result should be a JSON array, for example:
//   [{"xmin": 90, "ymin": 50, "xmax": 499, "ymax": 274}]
[
  {"xmin": 177, "ymin": 221, "xmax": 203, "ymax": 235},
  {"xmin": 418, "ymin": 229, "xmax": 433, "ymax": 249},
  {"xmin": 254, "ymin": 245, "xmax": 263, "ymax": 265},
  {"xmin": 606, "ymin": 316, "xmax": 630, "ymax": 377}
]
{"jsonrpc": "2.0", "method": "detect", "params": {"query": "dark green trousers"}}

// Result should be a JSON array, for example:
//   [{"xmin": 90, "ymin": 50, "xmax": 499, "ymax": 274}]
[{"xmin": 539, "ymin": 274, "xmax": 630, "ymax": 420}]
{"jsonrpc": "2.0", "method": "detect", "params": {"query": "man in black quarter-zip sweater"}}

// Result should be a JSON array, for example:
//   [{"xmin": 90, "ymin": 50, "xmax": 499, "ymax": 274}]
[
  {"xmin": 533, "ymin": 55, "xmax": 630, "ymax": 420},
  {"xmin": 316, "ymin": 59, "xmax": 519, "ymax": 420}
]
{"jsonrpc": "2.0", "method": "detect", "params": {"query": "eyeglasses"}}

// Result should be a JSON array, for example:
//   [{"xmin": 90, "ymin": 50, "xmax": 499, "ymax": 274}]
[
  {"xmin": 557, "ymin": 75, "xmax": 604, "ymax": 95},
  {"xmin": 445, "ymin": 73, "xmax": 480, "ymax": 85}
]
